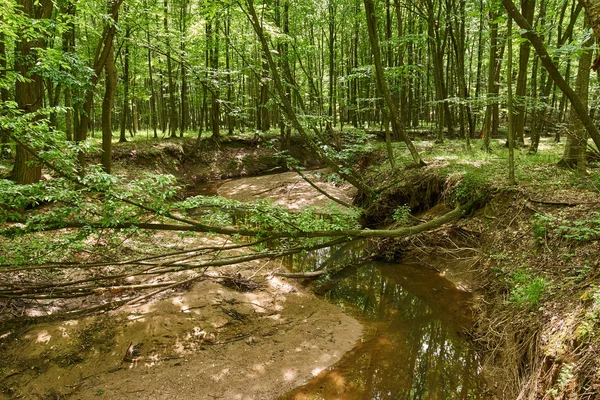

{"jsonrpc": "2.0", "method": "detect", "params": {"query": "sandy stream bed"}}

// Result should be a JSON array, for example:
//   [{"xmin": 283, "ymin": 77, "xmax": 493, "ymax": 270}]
[{"xmin": 0, "ymin": 171, "xmax": 362, "ymax": 400}]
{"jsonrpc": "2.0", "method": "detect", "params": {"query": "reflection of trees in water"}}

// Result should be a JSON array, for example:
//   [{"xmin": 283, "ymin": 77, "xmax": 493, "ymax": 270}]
[{"xmin": 325, "ymin": 265, "xmax": 481, "ymax": 399}]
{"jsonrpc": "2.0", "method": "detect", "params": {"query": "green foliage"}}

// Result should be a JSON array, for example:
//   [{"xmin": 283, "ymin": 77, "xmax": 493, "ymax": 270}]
[
  {"xmin": 392, "ymin": 204, "xmax": 411, "ymax": 225},
  {"xmin": 531, "ymin": 213, "xmax": 554, "ymax": 242},
  {"xmin": 531, "ymin": 212, "xmax": 600, "ymax": 242},
  {"xmin": 453, "ymin": 171, "xmax": 488, "ymax": 204},
  {"xmin": 575, "ymin": 287, "xmax": 600, "ymax": 342},
  {"xmin": 546, "ymin": 363, "xmax": 576, "ymax": 398},
  {"xmin": 507, "ymin": 270, "xmax": 550, "ymax": 309},
  {"xmin": 174, "ymin": 195, "xmax": 360, "ymax": 235}
]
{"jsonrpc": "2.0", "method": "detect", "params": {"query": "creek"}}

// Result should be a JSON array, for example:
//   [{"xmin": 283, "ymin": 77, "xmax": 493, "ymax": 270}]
[
  {"xmin": 280, "ymin": 243, "xmax": 485, "ymax": 399},
  {"xmin": 192, "ymin": 172, "xmax": 486, "ymax": 399}
]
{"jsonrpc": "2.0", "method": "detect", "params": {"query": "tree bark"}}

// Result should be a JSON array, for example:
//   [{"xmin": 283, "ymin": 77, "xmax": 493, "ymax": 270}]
[
  {"xmin": 75, "ymin": 0, "xmax": 124, "ymax": 175},
  {"xmin": 101, "ymin": 41, "xmax": 117, "ymax": 173},
  {"xmin": 164, "ymin": 0, "xmax": 179, "ymax": 138},
  {"xmin": 119, "ymin": 26, "xmax": 131, "ymax": 143},
  {"xmin": 558, "ymin": 34, "xmax": 593, "ymax": 171},
  {"xmin": 512, "ymin": 0, "xmax": 535, "ymax": 145},
  {"xmin": 0, "ymin": 22, "xmax": 10, "ymax": 158},
  {"xmin": 11, "ymin": 0, "xmax": 54, "ymax": 184}
]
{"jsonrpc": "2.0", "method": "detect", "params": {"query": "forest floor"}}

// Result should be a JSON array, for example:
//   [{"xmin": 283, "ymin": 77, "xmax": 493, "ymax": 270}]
[{"xmin": 3, "ymin": 132, "xmax": 600, "ymax": 399}]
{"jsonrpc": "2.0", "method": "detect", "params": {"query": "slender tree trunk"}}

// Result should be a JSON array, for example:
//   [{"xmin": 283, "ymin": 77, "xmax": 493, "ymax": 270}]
[
  {"xmin": 211, "ymin": 18, "xmax": 220, "ymax": 141},
  {"xmin": 75, "ymin": 0, "xmax": 123, "ymax": 175},
  {"xmin": 164, "ymin": 0, "xmax": 178, "ymax": 138},
  {"xmin": 62, "ymin": 2, "xmax": 75, "ymax": 142},
  {"xmin": 225, "ymin": 10, "xmax": 234, "ymax": 136},
  {"xmin": 449, "ymin": 0, "xmax": 473, "ymax": 147},
  {"xmin": 507, "ymin": 15, "xmax": 516, "ymax": 184},
  {"xmin": 363, "ymin": 0, "xmax": 425, "ymax": 166},
  {"xmin": 179, "ymin": 0, "xmax": 189, "ymax": 137},
  {"xmin": 327, "ymin": 0, "xmax": 336, "ymax": 133},
  {"xmin": 101, "ymin": 43, "xmax": 117, "ymax": 173},
  {"xmin": 503, "ymin": 0, "xmax": 600, "ymax": 151},
  {"xmin": 11, "ymin": 0, "xmax": 54, "ymax": 184},
  {"xmin": 512, "ymin": 0, "xmax": 535, "ymax": 145},
  {"xmin": 0, "ymin": 23, "xmax": 10, "ymax": 157},
  {"xmin": 482, "ymin": 8, "xmax": 500, "ymax": 152},
  {"xmin": 119, "ymin": 26, "xmax": 131, "ymax": 143},
  {"xmin": 559, "ymin": 33, "xmax": 593, "ymax": 171},
  {"xmin": 146, "ymin": 4, "xmax": 158, "ymax": 139}
]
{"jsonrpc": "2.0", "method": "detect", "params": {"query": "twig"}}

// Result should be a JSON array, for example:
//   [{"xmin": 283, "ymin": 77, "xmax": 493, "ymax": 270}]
[{"xmin": 273, "ymin": 271, "xmax": 327, "ymax": 278}]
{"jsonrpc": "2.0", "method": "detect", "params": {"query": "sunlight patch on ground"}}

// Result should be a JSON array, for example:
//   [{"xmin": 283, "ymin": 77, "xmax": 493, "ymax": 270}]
[
  {"xmin": 36, "ymin": 330, "xmax": 52, "ymax": 344},
  {"xmin": 283, "ymin": 369, "xmax": 298, "ymax": 381},
  {"xmin": 58, "ymin": 326, "xmax": 70, "ymax": 338},
  {"xmin": 252, "ymin": 363, "xmax": 266, "ymax": 374},
  {"xmin": 268, "ymin": 276, "xmax": 297, "ymax": 293},
  {"xmin": 211, "ymin": 368, "xmax": 230, "ymax": 382},
  {"xmin": 171, "ymin": 296, "xmax": 189, "ymax": 311}
]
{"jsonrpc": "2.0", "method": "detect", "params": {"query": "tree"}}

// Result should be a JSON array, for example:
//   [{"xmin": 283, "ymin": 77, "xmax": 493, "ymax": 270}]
[
  {"xmin": 502, "ymin": 0, "xmax": 600, "ymax": 152},
  {"xmin": 558, "ymin": 33, "xmax": 593, "ymax": 171},
  {"xmin": 363, "ymin": 0, "xmax": 425, "ymax": 166},
  {"xmin": 11, "ymin": 0, "xmax": 54, "ymax": 184}
]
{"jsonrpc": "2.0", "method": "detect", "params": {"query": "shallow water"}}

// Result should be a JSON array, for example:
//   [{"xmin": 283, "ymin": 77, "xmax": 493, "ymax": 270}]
[{"xmin": 281, "ymin": 246, "xmax": 485, "ymax": 399}]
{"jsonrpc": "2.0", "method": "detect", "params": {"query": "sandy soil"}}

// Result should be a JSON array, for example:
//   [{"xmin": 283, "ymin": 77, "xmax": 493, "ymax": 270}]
[
  {"xmin": 215, "ymin": 170, "xmax": 357, "ymax": 210},
  {"xmin": 0, "ymin": 171, "xmax": 362, "ymax": 400},
  {"xmin": 0, "ymin": 243, "xmax": 362, "ymax": 400}
]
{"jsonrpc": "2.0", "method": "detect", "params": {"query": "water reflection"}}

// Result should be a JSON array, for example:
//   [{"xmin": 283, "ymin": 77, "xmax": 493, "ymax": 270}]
[{"xmin": 281, "ymin": 253, "xmax": 484, "ymax": 399}]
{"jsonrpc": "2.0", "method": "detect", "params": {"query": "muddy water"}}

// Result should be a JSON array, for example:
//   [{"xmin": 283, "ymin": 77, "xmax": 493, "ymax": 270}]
[{"xmin": 281, "ymin": 246, "xmax": 485, "ymax": 399}]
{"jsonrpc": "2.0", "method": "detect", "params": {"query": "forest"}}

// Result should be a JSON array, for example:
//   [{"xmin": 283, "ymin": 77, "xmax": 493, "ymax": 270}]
[{"xmin": 2, "ymin": 0, "xmax": 600, "ymax": 398}]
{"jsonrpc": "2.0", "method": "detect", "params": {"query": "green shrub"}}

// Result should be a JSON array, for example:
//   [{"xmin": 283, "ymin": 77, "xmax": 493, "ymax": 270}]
[
  {"xmin": 392, "ymin": 204, "xmax": 411, "ymax": 225},
  {"xmin": 508, "ymin": 270, "xmax": 550, "ymax": 308}
]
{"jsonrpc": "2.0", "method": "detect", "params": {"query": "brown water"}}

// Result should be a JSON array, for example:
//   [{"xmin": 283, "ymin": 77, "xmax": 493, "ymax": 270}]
[{"xmin": 281, "ymin": 247, "xmax": 485, "ymax": 399}]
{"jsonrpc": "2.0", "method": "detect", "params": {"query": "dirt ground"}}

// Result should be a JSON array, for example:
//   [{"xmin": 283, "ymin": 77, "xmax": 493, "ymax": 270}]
[
  {"xmin": 215, "ymin": 169, "xmax": 357, "ymax": 210},
  {"xmin": 0, "ymin": 268, "xmax": 361, "ymax": 399},
  {"xmin": 0, "ymin": 168, "xmax": 363, "ymax": 400}
]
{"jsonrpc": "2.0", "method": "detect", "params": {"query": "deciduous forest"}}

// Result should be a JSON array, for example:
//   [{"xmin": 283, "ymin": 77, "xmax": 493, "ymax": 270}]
[{"xmin": 2, "ymin": 0, "xmax": 600, "ymax": 398}]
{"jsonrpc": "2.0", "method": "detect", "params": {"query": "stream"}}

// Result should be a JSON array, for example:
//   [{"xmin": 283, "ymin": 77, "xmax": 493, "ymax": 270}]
[
  {"xmin": 280, "ymin": 244, "xmax": 485, "ymax": 399},
  {"xmin": 192, "ymin": 173, "xmax": 486, "ymax": 399}
]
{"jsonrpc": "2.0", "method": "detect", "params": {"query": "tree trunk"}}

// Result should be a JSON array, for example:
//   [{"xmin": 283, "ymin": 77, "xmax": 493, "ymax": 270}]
[
  {"xmin": 119, "ymin": 26, "xmax": 131, "ymax": 143},
  {"xmin": 11, "ymin": 0, "xmax": 54, "ymax": 184},
  {"xmin": 558, "ymin": 34, "xmax": 593, "ymax": 171},
  {"xmin": 482, "ymin": 9, "xmax": 500, "ymax": 153},
  {"xmin": 210, "ymin": 18, "xmax": 220, "ymax": 141},
  {"xmin": 146, "ymin": 12, "xmax": 158, "ymax": 139},
  {"xmin": 503, "ymin": 0, "xmax": 600, "ymax": 151},
  {"xmin": 75, "ymin": 0, "xmax": 123, "ymax": 176},
  {"xmin": 0, "ymin": 23, "xmax": 10, "ymax": 158},
  {"xmin": 507, "ymin": 15, "xmax": 516, "ymax": 185},
  {"xmin": 363, "ymin": 0, "xmax": 425, "ymax": 166},
  {"xmin": 164, "ymin": 0, "xmax": 179, "ymax": 138},
  {"xmin": 179, "ymin": 0, "xmax": 189, "ymax": 137},
  {"xmin": 512, "ymin": 0, "xmax": 535, "ymax": 145},
  {"xmin": 102, "ymin": 42, "xmax": 117, "ymax": 173}
]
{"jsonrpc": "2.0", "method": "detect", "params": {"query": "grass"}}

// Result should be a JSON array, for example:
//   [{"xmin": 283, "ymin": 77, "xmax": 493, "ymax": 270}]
[{"xmin": 384, "ymin": 136, "xmax": 599, "ymax": 194}]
